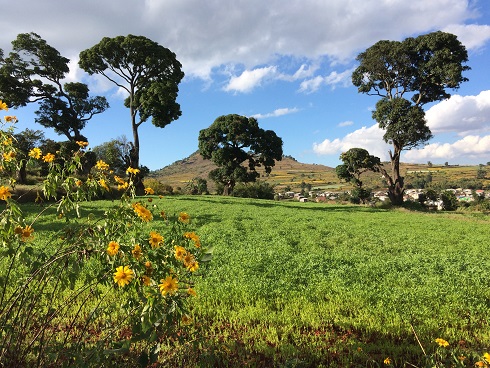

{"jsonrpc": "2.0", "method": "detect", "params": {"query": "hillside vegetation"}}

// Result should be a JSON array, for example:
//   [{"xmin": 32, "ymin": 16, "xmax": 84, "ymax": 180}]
[{"xmin": 149, "ymin": 152, "xmax": 488, "ymax": 193}]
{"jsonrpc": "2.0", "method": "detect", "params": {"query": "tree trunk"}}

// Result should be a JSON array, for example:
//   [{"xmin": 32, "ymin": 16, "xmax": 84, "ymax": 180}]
[
  {"xmin": 17, "ymin": 161, "xmax": 27, "ymax": 184},
  {"xmin": 131, "ymin": 105, "xmax": 145, "ymax": 195},
  {"xmin": 387, "ymin": 146, "xmax": 405, "ymax": 205}
]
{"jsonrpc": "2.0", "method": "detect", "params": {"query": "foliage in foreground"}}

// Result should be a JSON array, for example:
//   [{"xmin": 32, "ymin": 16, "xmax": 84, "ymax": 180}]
[{"xmin": 0, "ymin": 105, "xmax": 211, "ymax": 367}]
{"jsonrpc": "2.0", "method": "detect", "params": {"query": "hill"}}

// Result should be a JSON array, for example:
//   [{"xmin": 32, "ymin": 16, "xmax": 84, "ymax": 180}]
[{"xmin": 149, "ymin": 151, "xmax": 488, "ymax": 193}]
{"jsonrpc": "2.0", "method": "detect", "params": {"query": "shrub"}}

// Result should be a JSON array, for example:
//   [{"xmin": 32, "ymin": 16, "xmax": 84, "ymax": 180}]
[
  {"xmin": 232, "ymin": 181, "xmax": 275, "ymax": 199},
  {"xmin": 440, "ymin": 190, "xmax": 459, "ymax": 211}
]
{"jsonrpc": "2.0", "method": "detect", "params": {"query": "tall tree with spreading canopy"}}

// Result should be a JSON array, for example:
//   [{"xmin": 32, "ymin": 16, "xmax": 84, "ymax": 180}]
[
  {"xmin": 198, "ymin": 114, "xmax": 283, "ymax": 195},
  {"xmin": 336, "ymin": 148, "xmax": 381, "ymax": 203},
  {"xmin": 78, "ymin": 35, "xmax": 184, "ymax": 176},
  {"xmin": 352, "ymin": 31, "xmax": 469, "ymax": 205},
  {"xmin": 0, "ymin": 33, "xmax": 108, "ymax": 142}
]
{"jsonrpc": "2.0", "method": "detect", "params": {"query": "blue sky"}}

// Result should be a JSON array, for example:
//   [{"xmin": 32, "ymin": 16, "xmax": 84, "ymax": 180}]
[{"xmin": 2, "ymin": 0, "xmax": 490, "ymax": 170}]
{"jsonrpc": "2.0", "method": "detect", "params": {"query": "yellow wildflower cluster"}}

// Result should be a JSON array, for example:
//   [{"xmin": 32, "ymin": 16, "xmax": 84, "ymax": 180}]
[
  {"xmin": 95, "ymin": 160, "xmax": 109, "ymax": 171},
  {"xmin": 98, "ymin": 179, "xmax": 109, "ymax": 191},
  {"xmin": 184, "ymin": 231, "xmax": 201, "ymax": 247},
  {"xmin": 178, "ymin": 212, "xmax": 190, "ymax": 224},
  {"xmin": 2, "ymin": 151, "xmax": 15, "ymax": 162},
  {"xmin": 174, "ymin": 245, "xmax": 199, "ymax": 272},
  {"xmin": 28, "ymin": 147, "xmax": 42, "ymax": 159},
  {"xmin": 148, "ymin": 231, "xmax": 163, "ymax": 248},
  {"xmin": 144, "ymin": 187, "xmax": 154, "ymax": 195},
  {"xmin": 76, "ymin": 141, "xmax": 89, "ymax": 148},
  {"xmin": 107, "ymin": 241, "xmax": 120, "ymax": 256},
  {"xmin": 133, "ymin": 202, "xmax": 153, "ymax": 222},
  {"xmin": 0, "ymin": 185, "xmax": 12, "ymax": 201},
  {"xmin": 126, "ymin": 167, "xmax": 140, "ymax": 175},
  {"xmin": 475, "ymin": 352, "xmax": 490, "ymax": 367},
  {"xmin": 158, "ymin": 275, "xmax": 178, "ymax": 296},
  {"xmin": 383, "ymin": 357, "xmax": 391, "ymax": 365},
  {"xmin": 0, "ymin": 100, "xmax": 8, "ymax": 111},
  {"xmin": 435, "ymin": 338, "xmax": 449, "ymax": 347},
  {"xmin": 114, "ymin": 175, "xmax": 128, "ymax": 191},
  {"xmin": 113, "ymin": 265, "xmax": 134, "ymax": 287},
  {"xmin": 43, "ymin": 153, "xmax": 55, "ymax": 163},
  {"xmin": 14, "ymin": 225, "xmax": 34, "ymax": 242}
]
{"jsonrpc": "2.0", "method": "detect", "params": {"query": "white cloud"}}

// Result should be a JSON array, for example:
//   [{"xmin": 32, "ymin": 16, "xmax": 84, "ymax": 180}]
[
  {"xmin": 251, "ymin": 107, "xmax": 299, "ymax": 119},
  {"xmin": 1, "ymin": 0, "xmax": 483, "ymax": 81},
  {"xmin": 425, "ymin": 90, "xmax": 490, "ymax": 135},
  {"xmin": 442, "ymin": 24, "xmax": 490, "ymax": 50},
  {"xmin": 223, "ymin": 66, "xmax": 277, "ymax": 93},
  {"xmin": 313, "ymin": 124, "xmax": 391, "ymax": 160},
  {"xmin": 298, "ymin": 68, "xmax": 353, "ymax": 93},
  {"xmin": 404, "ymin": 135, "xmax": 490, "ymax": 162},
  {"xmin": 338, "ymin": 121, "xmax": 354, "ymax": 127}
]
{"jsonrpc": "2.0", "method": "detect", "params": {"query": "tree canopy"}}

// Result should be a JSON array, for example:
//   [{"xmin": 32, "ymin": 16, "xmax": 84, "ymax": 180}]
[
  {"xmin": 79, "ymin": 34, "xmax": 184, "ymax": 173},
  {"xmin": 335, "ymin": 148, "xmax": 381, "ymax": 203},
  {"xmin": 198, "ymin": 114, "xmax": 283, "ymax": 195},
  {"xmin": 0, "ymin": 33, "xmax": 108, "ymax": 141},
  {"xmin": 352, "ymin": 31, "xmax": 469, "ymax": 205}
]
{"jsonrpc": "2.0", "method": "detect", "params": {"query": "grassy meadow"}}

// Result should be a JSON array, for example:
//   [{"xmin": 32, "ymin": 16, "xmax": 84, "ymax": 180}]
[{"xmin": 10, "ymin": 195, "xmax": 490, "ymax": 367}]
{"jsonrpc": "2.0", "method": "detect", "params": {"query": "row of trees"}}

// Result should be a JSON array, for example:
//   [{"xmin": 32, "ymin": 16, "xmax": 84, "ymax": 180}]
[
  {"xmin": 349, "ymin": 31, "xmax": 470, "ymax": 205},
  {"xmin": 0, "ymin": 33, "xmax": 184, "ymax": 192},
  {"xmin": 1, "ymin": 30, "xmax": 470, "ymax": 204}
]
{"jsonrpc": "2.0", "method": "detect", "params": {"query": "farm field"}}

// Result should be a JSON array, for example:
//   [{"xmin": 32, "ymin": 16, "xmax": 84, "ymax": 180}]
[
  {"xmin": 156, "ymin": 196, "xmax": 490, "ymax": 367},
  {"xmin": 8, "ymin": 195, "xmax": 490, "ymax": 367}
]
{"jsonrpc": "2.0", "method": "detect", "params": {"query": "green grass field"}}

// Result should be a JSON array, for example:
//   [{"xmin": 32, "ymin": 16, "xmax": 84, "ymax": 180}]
[{"xmin": 7, "ymin": 196, "xmax": 490, "ymax": 367}]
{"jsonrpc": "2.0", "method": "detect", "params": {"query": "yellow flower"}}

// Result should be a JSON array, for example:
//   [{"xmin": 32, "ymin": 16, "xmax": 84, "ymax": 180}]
[
  {"xmin": 20, "ymin": 225, "xmax": 34, "ymax": 242},
  {"xmin": 113, "ymin": 265, "xmax": 134, "ymax": 287},
  {"xmin": 0, "ymin": 100, "xmax": 8, "ymax": 111},
  {"xmin": 107, "ymin": 241, "xmax": 120, "ymax": 256},
  {"xmin": 174, "ymin": 246, "xmax": 187, "ymax": 261},
  {"xmin": 144, "ymin": 187, "xmax": 154, "ymax": 195},
  {"xmin": 75, "ymin": 180, "xmax": 83, "ymax": 186},
  {"xmin": 141, "ymin": 275, "xmax": 151, "ymax": 286},
  {"xmin": 132, "ymin": 202, "xmax": 153, "ymax": 222},
  {"xmin": 42, "ymin": 153, "xmax": 55, "ymax": 163},
  {"xmin": 4, "ymin": 116, "xmax": 17, "ymax": 123},
  {"xmin": 76, "ymin": 141, "xmax": 89, "ymax": 148},
  {"xmin": 475, "ymin": 361, "xmax": 486, "ymax": 367},
  {"xmin": 126, "ymin": 167, "xmax": 140, "ymax": 175},
  {"xmin": 183, "ymin": 253, "xmax": 199, "ymax": 272},
  {"xmin": 118, "ymin": 182, "xmax": 129, "ymax": 191},
  {"xmin": 114, "ymin": 175, "xmax": 125, "ymax": 185},
  {"xmin": 148, "ymin": 231, "xmax": 163, "ymax": 248},
  {"xmin": 132, "ymin": 244, "xmax": 142, "ymax": 260},
  {"xmin": 99, "ymin": 179, "xmax": 109, "ymax": 191},
  {"xmin": 187, "ymin": 288, "xmax": 197, "ymax": 297},
  {"xmin": 0, "ymin": 185, "xmax": 12, "ymax": 201},
  {"xmin": 181, "ymin": 313, "xmax": 192, "ymax": 325},
  {"xmin": 3, "ymin": 137, "xmax": 13, "ymax": 145},
  {"xmin": 159, "ymin": 275, "xmax": 178, "ymax": 296},
  {"xmin": 95, "ymin": 160, "xmax": 109, "ymax": 170},
  {"xmin": 435, "ymin": 338, "xmax": 449, "ymax": 347},
  {"xmin": 184, "ymin": 231, "xmax": 201, "ymax": 247},
  {"xmin": 384, "ymin": 357, "xmax": 391, "ymax": 365},
  {"xmin": 484, "ymin": 353, "xmax": 490, "ymax": 363},
  {"xmin": 178, "ymin": 212, "xmax": 190, "ymax": 224},
  {"xmin": 144, "ymin": 261, "xmax": 152, "ymax": 269},
  {"xmin": 29, "ymin": 147, "xmax": 42, "ymax": 159},
  {"xmin": 2, "ymin": 151, "xmax": 15, "ymax": 162}
]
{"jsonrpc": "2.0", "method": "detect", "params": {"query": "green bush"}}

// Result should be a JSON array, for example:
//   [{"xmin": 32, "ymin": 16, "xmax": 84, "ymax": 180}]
[{"xmin": 232, "ymin": 181, "xmax": 275, "ymax": 199}]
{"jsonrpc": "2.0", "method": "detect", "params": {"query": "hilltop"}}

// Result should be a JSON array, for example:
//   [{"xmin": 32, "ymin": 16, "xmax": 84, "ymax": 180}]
[{"xmin": 149, "ymin": 151, "xmax": 488, "ymax": 193}]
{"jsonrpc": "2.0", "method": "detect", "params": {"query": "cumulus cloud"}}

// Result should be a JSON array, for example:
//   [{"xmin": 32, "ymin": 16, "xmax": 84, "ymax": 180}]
[
  {"xmin": 404, "ymin": 135, "xmax": 490, "ymax": 162},
  {"xmin": 313, "ymin": 124, "xmax": 391, "ymax": 160},
  {"xmin": 251, "ymin": 107, "xmax": 299, "ymax": 119},
  {"xmin": 338, "ymin": 121, "xmax": 354, "ymax": 127},
  {"xmin": 223, "ymin": 66, "xmax": 277, "ymax": 93},
  {"xmin": 442, "ymin": 24, "xmax": 490, "ymax": 50},
  {"xmin": 425, "ymin": 90, "xmax": 490, "ymax": 135},
  {"xmin": 0, "ymin": 0, "xmax": 483, "ymax": 82},
  {"xmin": 298, "ymin": 68, "xmax": 354, "ymax": 93}
]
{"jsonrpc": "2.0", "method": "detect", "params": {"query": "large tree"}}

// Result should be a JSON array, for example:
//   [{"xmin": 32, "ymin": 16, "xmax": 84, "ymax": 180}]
[
  {"xmin": 352, "ymin": 31, "xmax": 469, "ymax": 205},
  {"xmin": 336, "ymin": 148, "xmax": 381, "ymax": 203},
  {"xmin": 198, "ymin": 114, "xmax": 283, "ymax": 195},
  {"xmin": 0, "ymin": 33, "xmax": 108, "ymax": 142},
  {"xmin": 78, "ymin": 35, "xmax": 184, "ymax": 174}
]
